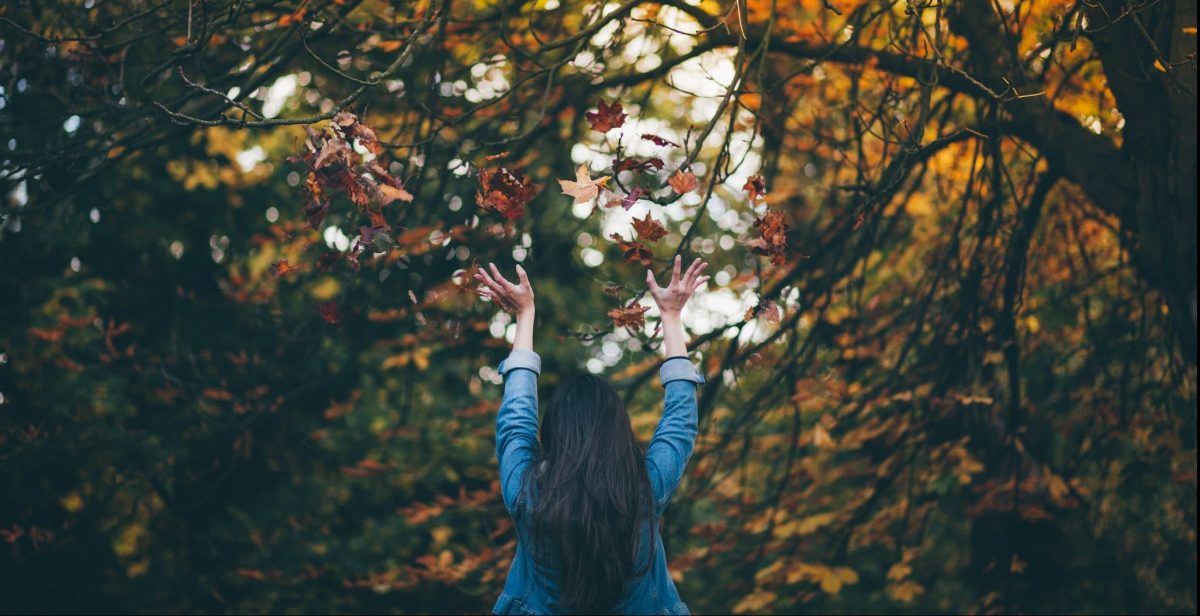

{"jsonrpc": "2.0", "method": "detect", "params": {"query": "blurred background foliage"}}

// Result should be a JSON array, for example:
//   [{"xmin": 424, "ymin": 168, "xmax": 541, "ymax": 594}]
[{"xmin": 0, "ymin": 0, "xmax": 1195, "ymax": 613}]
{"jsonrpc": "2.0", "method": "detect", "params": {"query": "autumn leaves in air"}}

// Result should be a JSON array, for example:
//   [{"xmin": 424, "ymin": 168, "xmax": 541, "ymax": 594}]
[{"xmin": 289, "ymin": 101, "xmax": 793, "ymax": 330}]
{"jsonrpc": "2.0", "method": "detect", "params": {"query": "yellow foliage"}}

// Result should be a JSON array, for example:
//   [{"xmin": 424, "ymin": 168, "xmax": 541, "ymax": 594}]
[
  {"xmin": 732, "ymin": 590, "xmax": 777, "ymax": 614},
  {"xmin": 888, "ymin": 579, "xmax": 925, "ymax": 603},
  {"xmin": 772, "ymin": 511, "xmax": 837, "ymax": 538},
  {"xmin": 309, "ymin": 277, "xmax": 343, "ymax": 301},
  {"xmin": 60, "ymin": 492, "xmax": 84, "ymax": 513}
]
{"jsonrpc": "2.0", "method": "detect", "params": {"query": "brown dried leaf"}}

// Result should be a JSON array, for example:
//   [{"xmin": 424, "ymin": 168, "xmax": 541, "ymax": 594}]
[
  {"xmin": 668, "ymin": 170, "xmax": 698, "ymax": 194},
  {"xmin": 631, "ymin": 212, "xmax": 668, "ymax": 242},
  {"xmin": 609, "ymin": 233, "xmax": 654, "ymax": 267},
  {"xmin": 608, "ymin": 303, "xmax": 650, "ymax": 330},
  {"xmin": 585, "ymin": 100, "xmax": 627, "ymax": 133}
]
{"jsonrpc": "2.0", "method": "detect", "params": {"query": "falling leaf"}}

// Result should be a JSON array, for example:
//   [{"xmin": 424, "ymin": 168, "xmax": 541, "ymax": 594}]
[
  {"xmin": 557, "ymin": 165, "xmax": 610, "ymax": 204},
  {"xmin": 743, "ymin": 174, "xmax": 767, "ymax": 202},
  {"xmin": 608, "ymin": 303, "xmax": 650, "ymax": 330},
  {"xmin": 602, "ymin": 282, "xmax": 626, "ymax": 297},
  {"xmin": 272, "ymin": 260, "xmax": 299, "ymax": 277},
  {"xmin": 610, "ymin": 233, "xmax": 654, "ymax": 266},
  {"xmin": 745, "ymin": 299, "xmax": 781, "ymax": 322},
  {"xmin": 668, "ymin": 169, "xmax": 698, "ymax": 194},
  {"xmin": 319, "ymin": 302, "xmax": 342, "ymax": 324},
  {"xmin": 619, "ymin": 187, "xmax": 644, "ymax": 211},
  {"xmin": 613, "ymin": 156, "xmax": 665, "ymax": 173},
  {"xmin": 585, "ymin": 100, "xmax": 627, "ymax": 133},
  {"xmin": 640, "ymin": 133, "xmax": 679, "ymax": 147},
  {"xmin": 377, "ymin": 183, "xmax": 414, "ymax": 205},
  {"xmin": 812, "ymin": 423, "xmax": 834, "ymax": 448},
  {"xmin": 476, "ymin": 166, "xmax": 539, "ymax": 220},
  {"xmin": 746, "ymin": 210, "xmax": 790, "ymax": 266},
  {"xmin": 631, "ymin": 212, "xmax": 668, "ymax": 242}
]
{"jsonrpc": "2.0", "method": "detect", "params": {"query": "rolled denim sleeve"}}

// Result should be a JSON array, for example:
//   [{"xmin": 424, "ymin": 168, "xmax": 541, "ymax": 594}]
[
  {"xmin": 646, "ymin": 356, "xmax": 704, "ymax": 514},
  {"xmin": 495, "ymin": 349, "xmax": 541, "ymax": 515}
]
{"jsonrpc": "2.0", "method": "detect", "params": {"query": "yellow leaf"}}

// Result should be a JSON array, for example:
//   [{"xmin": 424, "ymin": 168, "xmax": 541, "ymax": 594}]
[
  {"xmin": 60, "ymin": 492, "xmax": 84, "ymax": 513},
  {"xmin": 888, "ymin": 580, "xmax": 925, "ymax": 603},
  {"xmin": 732, "ymin": 590, "xmax": 777, "ymax": 614},
  {"xmin": 1153, "ymin": 59, "xmax": 1167, "ymax": 72},
  {"xmin": 887, "ymin": 562, "xmax": 912, "ymax": 581},
  {"xmin": 812, "ymin": 423, "xmax": 835, "ymax": 449},
  {"xmin": 1182, "ymin": 27, "xmax": 1197, "ymax": 34},
  {"xmin": 309, "ymin": 277, "xmax": 342, "ymax": 301}
]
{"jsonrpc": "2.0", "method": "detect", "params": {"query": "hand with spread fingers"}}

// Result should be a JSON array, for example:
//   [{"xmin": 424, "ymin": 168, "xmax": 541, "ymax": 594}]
[
  {"xmin": 646, "ymin": 255, "xmax": 710, "ymax": 317},
  {"xmin": 475, "ymin": 262, "xmax": 536, "ymax": 351},
  {"xmin": 646, "ymin": 255, "xmax": 709, "ymax": 358}
]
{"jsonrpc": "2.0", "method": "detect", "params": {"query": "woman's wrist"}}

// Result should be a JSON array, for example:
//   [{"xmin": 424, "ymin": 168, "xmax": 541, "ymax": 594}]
[{"xmin": 513, "ymin": 308, "xmax": 535, "ymax": 351}]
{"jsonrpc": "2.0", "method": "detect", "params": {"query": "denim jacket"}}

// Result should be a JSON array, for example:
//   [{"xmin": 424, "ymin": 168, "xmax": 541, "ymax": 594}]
[{"xmin": 492, "ymin": 349, "xmax": 705, "ymax": 615}]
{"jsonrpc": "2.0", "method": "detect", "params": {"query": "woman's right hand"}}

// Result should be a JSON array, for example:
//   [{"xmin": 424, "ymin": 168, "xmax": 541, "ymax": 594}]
[{"xmin": 646, "ymin": 255, "xmax": 709, "ymax": 316}]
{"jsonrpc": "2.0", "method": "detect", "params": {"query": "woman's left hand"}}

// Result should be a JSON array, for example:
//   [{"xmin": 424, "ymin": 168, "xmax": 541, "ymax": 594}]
[{"xmin": 475, "ymin": 263, "xmax": 535, "ymax": 316}]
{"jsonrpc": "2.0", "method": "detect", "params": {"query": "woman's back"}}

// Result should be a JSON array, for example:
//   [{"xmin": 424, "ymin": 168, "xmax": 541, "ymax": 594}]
[
  {"xmin": 477, "ymin": 256, "xmax": 711, "ymax": 615},
  {"xmin": 492, "ymin": 353, "xmax": 703, "ymax": 615}
]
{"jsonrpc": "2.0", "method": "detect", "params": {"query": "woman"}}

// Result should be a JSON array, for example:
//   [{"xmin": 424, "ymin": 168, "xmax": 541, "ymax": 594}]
[{"xmin": 475, "ymin": 255, "xmax": 710, "ymax": 615}]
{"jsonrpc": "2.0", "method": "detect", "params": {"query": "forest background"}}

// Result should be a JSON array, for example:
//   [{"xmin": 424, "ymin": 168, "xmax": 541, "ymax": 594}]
[{"xmin": 0, "ymin": 0, "xmax": 1196, "ymax": 613}]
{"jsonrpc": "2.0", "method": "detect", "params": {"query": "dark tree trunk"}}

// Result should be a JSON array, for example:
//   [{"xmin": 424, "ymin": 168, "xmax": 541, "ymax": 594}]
[{"xmin": 949, "ymin": 0, "xmax": 1198, "ymax": 364}]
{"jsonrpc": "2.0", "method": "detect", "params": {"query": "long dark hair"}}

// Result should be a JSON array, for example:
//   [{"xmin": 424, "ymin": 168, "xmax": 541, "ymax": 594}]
[{"xmin": 521, "ymin": 373, "xmax": 655, "ymax": 613}]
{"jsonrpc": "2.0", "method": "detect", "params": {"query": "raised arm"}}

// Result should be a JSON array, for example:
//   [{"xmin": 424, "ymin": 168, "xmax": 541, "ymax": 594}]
[
  {"xmin": 476, "ymin": 263, "xmax": 539, "ymax": 515},
  {"xmin": 644, "ymin": 256, "xmax": 710, "ymax": 514}
]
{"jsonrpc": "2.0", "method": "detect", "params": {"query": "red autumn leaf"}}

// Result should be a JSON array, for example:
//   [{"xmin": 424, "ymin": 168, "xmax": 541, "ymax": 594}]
[
  {"xmin": 608, "ymin": 303, "xmax": 650, "ymax": 330},
  {"xmin": 476, "ymin": 166, "xmax": 539, "ymax": 220},
  {"xmin": 609, "ymin": 233, "xmax": 654, "ymax": 266},
  {"xmin": 602, "ymin": 282, "xmax": 626, "ymax": 297},
  {"xmin": 641, "ymin": 133, "xmax": 679, "ymax": 147},
  {"xmin": 319, "ymin": 302, "xmax": 342, "ymax": 324},
  {"xmin": 619, "ymin": 187, "xmax": 644, "ymax": 211},
  {"xmin": 747, "ymin": 210, "xmax": 790, "ymax": 266},
  {"xmin": 272, "ymin": 260, "xmax": 299, "ymax": 277},
  {"xmin": 585, "ymin": 100, "xmax": 627, "ymax": 133},
  {"xmin": 631, "ymin": 212, "xmax": 668, "ymax": 242},
  {"xmin": 743, "ymin": 174, "xmax": 767, "ymax": 202},
  {"xmin": 668, "ymin": 169, "xmax": 698, "ymax": 194},
  {"xmin": 613, "ymin": 156, "xmax": 665, "ymax": 173}
]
